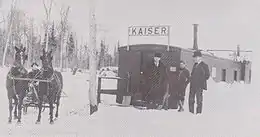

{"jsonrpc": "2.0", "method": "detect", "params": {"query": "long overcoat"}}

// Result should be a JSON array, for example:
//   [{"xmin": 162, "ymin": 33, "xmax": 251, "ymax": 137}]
[
  {"xmin": 190, "ymin": 61, "xmax": 210, "ymax": 90},
  {"xmin": 144, "ymin": 60, "xmax": 167, "ymax": 102}
]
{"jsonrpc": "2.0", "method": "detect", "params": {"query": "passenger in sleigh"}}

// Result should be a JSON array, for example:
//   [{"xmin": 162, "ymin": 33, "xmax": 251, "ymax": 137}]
[
  {"xmin": 28, "ymin": 62, "xmax": 41, "ymax": 81},
  {"xmin": 27, "ymin": 62, "xmax": 41, "ymax": 101}
]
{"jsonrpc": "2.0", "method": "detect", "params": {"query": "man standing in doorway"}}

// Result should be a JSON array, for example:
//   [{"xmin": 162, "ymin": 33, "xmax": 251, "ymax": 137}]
[
  {"xmin": 144, "ymin": 52, "xmax": 167, "ymax": 109},
  {"xmin": 189, "ymin": 50, "xmax": 210, "ymax": 114},
  {"xmin": 177, "ymin": 61, "xmax": 190, "ymax": 112}
]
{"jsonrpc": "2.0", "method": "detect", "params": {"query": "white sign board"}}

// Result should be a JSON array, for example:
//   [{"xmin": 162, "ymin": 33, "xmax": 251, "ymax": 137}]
[
  {"xmin": 170, "ymin": 66, "xmax": 176, "ymax": 72},
  {"xmin": 128, "ymin": 26, "xmax": 169, "ymax": 36}
]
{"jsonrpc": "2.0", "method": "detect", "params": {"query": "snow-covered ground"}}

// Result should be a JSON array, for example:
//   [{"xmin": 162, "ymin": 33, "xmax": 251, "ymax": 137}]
[{"xmin": 0, "ymin": 67, "xmax": 259, "ymax": 137}]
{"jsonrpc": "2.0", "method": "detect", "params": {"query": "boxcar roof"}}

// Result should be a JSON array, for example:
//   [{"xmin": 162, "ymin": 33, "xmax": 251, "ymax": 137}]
[
  {"xmin": 119, "ymin": 44, "xmax": 181, "ymax": 51},
  {"xmin": 119, "ymin": 44, "xmax": 180, "ymax": 49},
  {"xmin": 120, "ymin": 44, "xmax": 241, "ymax": 63}
]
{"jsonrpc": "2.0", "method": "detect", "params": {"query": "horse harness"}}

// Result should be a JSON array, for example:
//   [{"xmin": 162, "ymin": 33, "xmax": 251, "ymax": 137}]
[
  {"xmin": 36, "ymin": 69, "xmax": 62, "ymax": 97},
  {"xmin": 7, "ymin": 65, "xmax": 27, "ymax": 97}
]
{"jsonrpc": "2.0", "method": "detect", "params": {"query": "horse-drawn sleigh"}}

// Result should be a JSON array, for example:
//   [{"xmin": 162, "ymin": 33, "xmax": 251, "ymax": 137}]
[
  {"xmin": 13, "ymin": 77, "xmax": 54, "ymax": 114},
  {"xmin": 6, "ymin": 46, "xmax": 63, "ymax": 124}
]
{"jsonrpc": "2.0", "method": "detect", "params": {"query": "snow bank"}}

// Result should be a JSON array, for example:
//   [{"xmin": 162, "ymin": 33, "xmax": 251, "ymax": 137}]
[{"xmin": 0, "ymin": 67, "xmax": 259, "ymax": 137}]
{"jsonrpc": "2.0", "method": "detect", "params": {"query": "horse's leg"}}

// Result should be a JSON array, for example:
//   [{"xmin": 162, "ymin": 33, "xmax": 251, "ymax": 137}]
[
  {"xmin": 55, "ymin": 93, "xmax": 61, "ymax": 118},
  {"xmin": 13, "ymin": 96, "xmax": 18, "ymax": 119},
  {"xmin": 17, "ymin": 95, "xmax": 24, "ymax": 123},
  {"xmin": 36, "ymin": 97, "xmax": 43, "ymax": 124},
  {"xmin": 49, "ymin": 94, "xmax": 54, "ymax": 124},
  {"xmin": 8, "ymin": 98, "xmax": 13, "ymax": 123}
]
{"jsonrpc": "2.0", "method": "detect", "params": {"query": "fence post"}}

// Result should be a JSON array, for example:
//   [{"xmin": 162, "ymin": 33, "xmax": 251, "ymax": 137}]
[{"xmin": 97, "ymin": 77, "xmax": 101, "ymax": 104}]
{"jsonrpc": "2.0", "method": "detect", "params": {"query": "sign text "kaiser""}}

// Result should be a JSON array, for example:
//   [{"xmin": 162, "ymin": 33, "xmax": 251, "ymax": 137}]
[{"xmin": 128, "ymin": 26, "xmax": 169, "ymax": 36}]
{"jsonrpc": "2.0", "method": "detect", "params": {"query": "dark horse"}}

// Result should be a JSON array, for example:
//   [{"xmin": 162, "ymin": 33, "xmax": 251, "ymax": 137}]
[
  {"xmin": 6, "ymin": 46, "xmax": 28, "ymax": 123},
  {"xmin": 36, "ymin": 49, "xmax": 63, "ymax": 124}
]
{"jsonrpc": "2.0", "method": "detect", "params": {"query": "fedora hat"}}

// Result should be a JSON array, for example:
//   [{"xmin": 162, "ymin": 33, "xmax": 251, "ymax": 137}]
[
  {"xmin": 193, "ymin": 50, "xmax": 202, "ymax": 57},
  {"xmin": 154, "ymin": 52, "xmax": 162, "ymax": 58}
]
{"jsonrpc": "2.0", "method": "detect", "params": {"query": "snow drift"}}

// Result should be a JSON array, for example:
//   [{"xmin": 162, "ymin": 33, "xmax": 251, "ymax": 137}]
[{"xmin": 0, "ymin": 67, "xmax": 259, "ymax": 137}]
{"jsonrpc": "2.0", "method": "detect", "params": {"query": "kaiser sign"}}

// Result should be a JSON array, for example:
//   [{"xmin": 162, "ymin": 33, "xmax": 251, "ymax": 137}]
[
  {"xmin": 127, "ymin": 25, "xmax": 171, "ymax": 51},
  {"xmin": 128, "ymin": 26, "xmax": 169, "ymax": 36}
]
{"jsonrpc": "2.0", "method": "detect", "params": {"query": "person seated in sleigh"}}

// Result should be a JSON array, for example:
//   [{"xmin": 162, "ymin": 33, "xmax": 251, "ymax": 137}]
[{"xmin": 27, "ymin": 62, "xmax": 41, "ymax": 101}]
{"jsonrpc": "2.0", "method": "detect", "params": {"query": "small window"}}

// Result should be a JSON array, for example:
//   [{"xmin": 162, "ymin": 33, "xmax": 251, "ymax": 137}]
[
  {"xmin": 249, "ymin": 69, "xmax": 252, "ymax": 82},
  {"xmin": 212, "ymin": 67, "xmax": 217, "ymax": 78},
  {"xmin": 234, "ymin": 70, "xmax": 237, "ymax": 81},
  {"xmin": 221, "ymin": 69, "xmax": 226, "ymax": 82}
]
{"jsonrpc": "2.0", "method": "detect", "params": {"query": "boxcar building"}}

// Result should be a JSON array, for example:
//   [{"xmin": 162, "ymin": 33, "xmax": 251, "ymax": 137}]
[{"xmin": 116, "ymin": 44, "xmax": 252, "ymax": 106}]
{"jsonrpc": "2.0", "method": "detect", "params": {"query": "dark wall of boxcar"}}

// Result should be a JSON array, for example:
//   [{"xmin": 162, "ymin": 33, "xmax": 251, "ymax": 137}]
[
  {"xmin": 116, "ymin": 44, "xmax": 251, "ymax": 104},
  {"xmin": 116, "ymin": 47, "xmax": 142, "ymax": 103},
  {"xmin": 180, "ymin": 49, "xmax": 243, "ymax": 84},
  {"xmin": 117, "ymin": 44, "xmax": 182, "ymax": 104}
]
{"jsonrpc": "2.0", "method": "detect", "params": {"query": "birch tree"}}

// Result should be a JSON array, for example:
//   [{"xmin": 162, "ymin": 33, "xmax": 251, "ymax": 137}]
[
  {"xmin": 89, "ymin": 0, "xmax": 98, "ymax": 115},
  {"xmin": 42, "ymin": 0, "xmax": 53, "ymax": 52},
  {"xmin": 59, "ymin": 5, "xmax": 70, "ymax": 70},
  {"xmin": 2, "ymin": 0, "xmax": 17, "ymax": 66}
]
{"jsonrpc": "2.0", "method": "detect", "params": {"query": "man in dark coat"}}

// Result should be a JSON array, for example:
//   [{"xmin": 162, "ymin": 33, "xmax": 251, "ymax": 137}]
[
  {"xmin": 177, "ymin": 60, "xmax": 190, "ymax": 112},
  {"xmin": 189, "ymin": 50, "xmax": 210, "ymax": 114},
  {"xmin": 27, "ymin": 62, "xmax": 41, "ymax": 101},
  {"xmin": 144, "ymin": 52, "xmax": 167, "ymax": 109},
  {"xmin": 28, "ymin": 62, "xmax": 40, "ymax": 80}
]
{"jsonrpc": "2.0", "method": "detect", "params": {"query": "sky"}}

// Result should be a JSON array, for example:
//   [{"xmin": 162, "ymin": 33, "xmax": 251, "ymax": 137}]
[{"xmin": 0, "ymin": 0, "xmax": 259, "ymax": 58}]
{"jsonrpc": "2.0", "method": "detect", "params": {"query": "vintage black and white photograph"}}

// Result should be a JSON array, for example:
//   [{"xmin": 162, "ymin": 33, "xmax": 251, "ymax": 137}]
[{"xmin": 0, "ymin": 0, "xmax": 258, "ymax": 136}]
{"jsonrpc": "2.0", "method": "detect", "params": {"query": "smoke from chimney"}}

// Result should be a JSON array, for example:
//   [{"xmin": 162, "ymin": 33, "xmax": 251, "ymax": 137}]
[{"xmin": 193, "ymin": 24, "xmax": 198, "ymax": 50}]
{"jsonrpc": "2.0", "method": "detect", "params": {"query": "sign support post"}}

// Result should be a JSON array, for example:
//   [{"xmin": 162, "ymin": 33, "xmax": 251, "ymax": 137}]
[
  {"xmin": 127, "ymin": 26, "xmax": 130, "ymax": 51},
  {"xmin": 167, "ymin": 26, "xmax": 170, "ymax": 51}
]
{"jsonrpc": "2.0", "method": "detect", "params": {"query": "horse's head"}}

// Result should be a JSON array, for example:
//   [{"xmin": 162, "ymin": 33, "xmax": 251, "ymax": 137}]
[
  {"xmin": 40, "ymin": 49, "xmax": 53, "ymax": 71},
  {"xmin": 14, "ymin": 46, "xmax": 28, "ymax": 66}
]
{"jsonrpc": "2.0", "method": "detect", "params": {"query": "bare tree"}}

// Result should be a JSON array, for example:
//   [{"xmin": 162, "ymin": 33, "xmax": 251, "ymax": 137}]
[
  {"xmin": 59, "ymin": 5, "xmax": 70, "ymax": 70},
  {"xmin": 0, "ymin": 11, "xmax": 5, "ymax": 24},
  {"xmin": 42, "ymin": 0, "xmax": 53, "ymax": 52},
  {"xmin": 2, "ymin": 0, "xmax": 17, "ymax": 66},
  {"xmin": 23, "ymin": 18, "xmax": 35, "ymax": 67},
  {"xmin": 89, "ymin": 0, "xmax": 98, "ymax": 115}
]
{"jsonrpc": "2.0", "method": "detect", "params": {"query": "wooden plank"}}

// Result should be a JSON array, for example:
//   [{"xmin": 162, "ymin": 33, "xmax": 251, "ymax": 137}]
[
  {"xmin": 99, "ymin": 89, "xmax": 117, "ymax": 94},
  {"xmin": 98, "ymin": 76, "xmax": 127, "ymax": 80},
  {"xmin": 12, "ymin": 77, "xmax": 51, "ymax": 82}
]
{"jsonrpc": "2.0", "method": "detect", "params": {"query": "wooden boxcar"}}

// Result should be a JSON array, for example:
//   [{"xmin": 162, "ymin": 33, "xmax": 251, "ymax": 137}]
[{"xmin": 116, "ymin": 44, "xmax": 252, "ymax": 107}]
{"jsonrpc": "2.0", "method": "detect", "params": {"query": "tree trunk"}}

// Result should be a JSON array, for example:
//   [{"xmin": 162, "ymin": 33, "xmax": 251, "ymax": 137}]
[
  {"xmin": 89, "ymin": 0, "xmax": 98, "ymax": 115},
  {"xmin": 2, "ymin": 0, "xmax": 17, "ymax": 66}
]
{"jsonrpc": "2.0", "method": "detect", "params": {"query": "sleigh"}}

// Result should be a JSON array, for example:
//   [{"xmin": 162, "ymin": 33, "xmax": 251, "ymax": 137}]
[{"xmin": 11, "ymin": 77, "xmax": 67, "ymax": 114}]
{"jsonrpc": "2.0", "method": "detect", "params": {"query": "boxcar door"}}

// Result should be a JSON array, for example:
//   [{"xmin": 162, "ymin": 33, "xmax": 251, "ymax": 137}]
[{"xmin": 117, "ymin": 50, "xmax": 141, "ymax": 103}]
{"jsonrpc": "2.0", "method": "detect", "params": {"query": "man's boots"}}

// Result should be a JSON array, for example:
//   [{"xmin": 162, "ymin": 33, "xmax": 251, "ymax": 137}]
[
  {"xmin": 196, "ymin": 103, "xmax": 202, "ymax": 114},
  {"xmin": 178, "ymin": 100, "xmax": 184, "ymax": 112},
  {"xmin": 189, "ymin": 102, "xmax": 194, "ymax": 114}
]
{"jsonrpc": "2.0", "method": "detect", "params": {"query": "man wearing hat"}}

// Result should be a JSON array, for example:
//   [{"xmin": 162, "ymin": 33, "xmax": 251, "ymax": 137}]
[
  {"xmin": 189, "ymin": 50, "xmax": 210, "ymax": 114},
  {"xmin": 28, "ymin": 62, "xmax": 40, "ymax": 78},
  {"xmin": 27, "ymin": 62, "xmax": 41, "ymax": 102},
  {"xmin": 144, "ymin": 52, "xmax": 167, "ymax": 109},
  {"xmin": 28, "ymin": 63, "xmax": 40, "ymax": 88}
]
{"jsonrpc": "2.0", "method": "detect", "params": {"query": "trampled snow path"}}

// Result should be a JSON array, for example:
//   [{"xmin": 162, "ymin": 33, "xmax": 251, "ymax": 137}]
[{"xmin": 0, "ymin": 68, "xmax": 259, "ymax": 137}]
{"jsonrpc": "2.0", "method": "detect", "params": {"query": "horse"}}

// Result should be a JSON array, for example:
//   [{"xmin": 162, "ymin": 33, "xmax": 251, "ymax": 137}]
[
  {"xmin": 6, "ymin": 46, "xmax": 28, "ymax": 124},
  {"xmin": 36, "ymin": 49, "xmax": 63, "ymax": 124}
]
